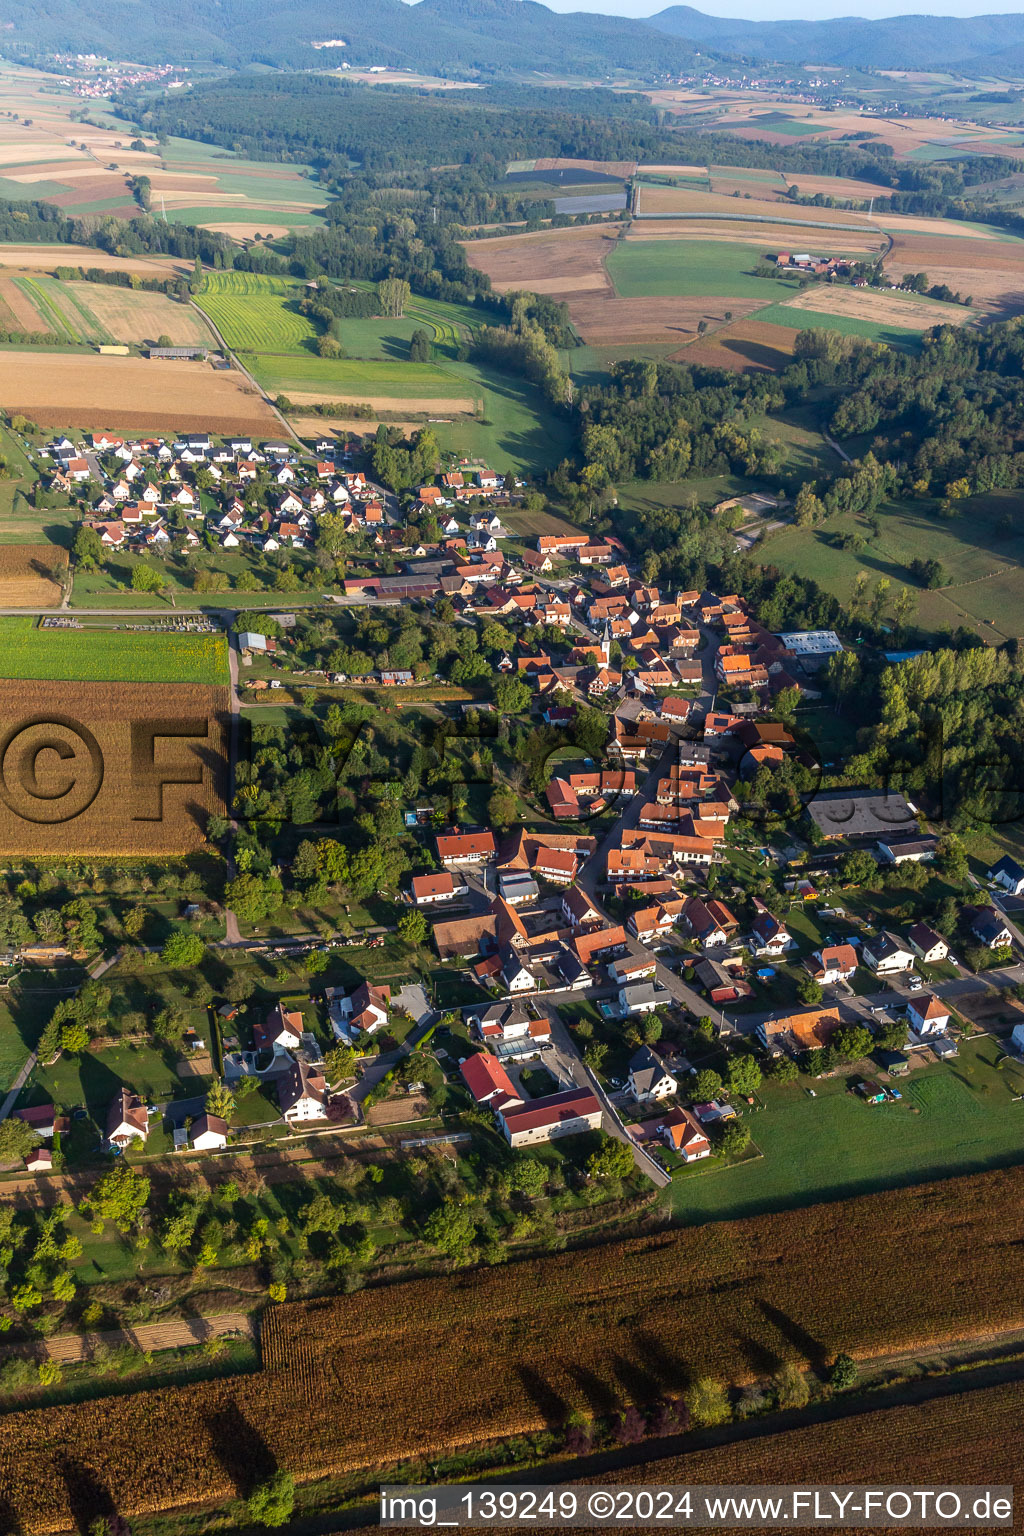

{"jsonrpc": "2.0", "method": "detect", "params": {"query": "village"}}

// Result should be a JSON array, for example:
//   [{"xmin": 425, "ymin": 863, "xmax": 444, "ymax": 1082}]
[{"xmin": 12, "ymin": 433, "xmax": 1024, "ymax": 1192}]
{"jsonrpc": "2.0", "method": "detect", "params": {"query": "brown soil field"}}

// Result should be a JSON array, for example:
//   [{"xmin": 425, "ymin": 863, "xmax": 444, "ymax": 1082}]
[
  {"xmin": 779, "ymin": 285, "xmax": 979, "ymax": 331},
  {"xmin": 520, "ymin": 272, "xmax": 609, "ymax": 295},
  {"xmin": 567, "ymin": 293, "xmax": 764, "ymax": 344},
  {"xmin": 0, "ymin": 352, "xmax": 278, "ymax": 433},
  {"xmin": 635, "ymin": 183, "xmax": 876, "ymax": 228},
  {"xmin": 627, "ymin": 220, "xmax": 885, "ymax": 254},
  {"xmin": 0, "ymin": 244, "xmax": 190, "ymax": 276},
  {"xmin": 782, "ymin": 171, "xmax": 894, "ymax": 201},
  {"xmin": 879, "ymin": 213, "xmax": 1002, "ymax": 239},
  {"xmin": 76, "ymin": 286, "xmax": 214, "ymax": 347},
  {"xmin": 0, "ymin": 679, "xmax": 229, "ymax": 856},
  {"xmin": 47, "ymin": 178, "xmax": 132, "ymax": 209},
  {"xmin": 531, "ymin": 156, "xmax": 637, "ymax": 178},
  {"xmin": 1, "ymin": 1164, "xmax": 1024, "ymax": 1530},
  {"xmin": 284, "ymin": 389, "xmax": 477, "ymax": 414},
  {"xmin": 200, "ymin": 223, "xmax": 295, "ymax": 240},
  {"xmin": 0, "ymin": 275, "xmax": 43, "ymax": 331},
  {"xmin": 674, "ymin": 317, "xmax": 803, "ymax": 372},
  {"xmin": 884, "ymin": 232, "xmax": 1024, "ymax": 314},
  {"xmin": 365, "ymin": 1093, "xmax": 430, "ymax": 1125},
  {"xmin": 0, "ymin": 544, "xmax": 67, "ymax": 607},
  {"xmin": 462, "ymin": 224, "xmax": 618, "ymax": 292}
]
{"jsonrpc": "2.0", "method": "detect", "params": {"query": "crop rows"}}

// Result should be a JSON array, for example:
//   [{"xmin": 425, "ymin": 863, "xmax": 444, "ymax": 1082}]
[
  {"xmin": 1, "ymin": 1167, "xmax": 1024, "ymax": 1529},
  {"xmin": 197, "ymin": 271, "xmax": 317, "ymax": 352}
]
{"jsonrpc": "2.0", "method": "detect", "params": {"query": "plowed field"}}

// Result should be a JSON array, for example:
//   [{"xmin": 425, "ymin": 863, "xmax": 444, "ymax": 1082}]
[{"xmin": 0, "ymin": 545, "xmax": 66, "ymax": 607}]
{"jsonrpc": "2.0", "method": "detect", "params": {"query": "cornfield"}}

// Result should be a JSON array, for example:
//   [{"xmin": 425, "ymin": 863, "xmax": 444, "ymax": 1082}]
[{"xmin": 2, "ymin": 1165, "xmax": 1023, "ymax": 1531}]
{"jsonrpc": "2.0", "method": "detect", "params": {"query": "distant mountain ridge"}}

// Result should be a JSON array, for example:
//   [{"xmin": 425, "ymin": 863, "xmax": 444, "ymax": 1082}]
[
  {"xmin": 3, "ymin": 0, "xmax": 1024, "ymax": 78},
  {"xmin": 645, "ymin": 5, "xmax": 1024, "ymax": 72}
]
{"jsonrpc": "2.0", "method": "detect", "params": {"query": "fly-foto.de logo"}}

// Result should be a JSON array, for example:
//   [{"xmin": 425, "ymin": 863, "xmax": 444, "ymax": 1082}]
[{"xmin": 0, "ymin": 682, "xmax": 231, "ymax": 855}]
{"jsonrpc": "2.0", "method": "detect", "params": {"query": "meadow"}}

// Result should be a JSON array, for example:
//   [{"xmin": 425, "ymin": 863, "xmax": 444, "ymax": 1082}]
[
  {"xmin": 246, "ymin": 352, "xmax": 479, "ymax": 408},
  {"xmin": 196, "ymin": 271, "xmax": 319, "ymax": 352},
  {"xmin": 0, "ymin": 621, "xmax": 229, "ymax": 683},
  {"xmin": 606, "ymin": 239, "xmax": 802, "ymax": 301}
]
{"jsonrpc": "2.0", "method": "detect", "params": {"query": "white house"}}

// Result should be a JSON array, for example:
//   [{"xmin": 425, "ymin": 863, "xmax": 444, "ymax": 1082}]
[
  {"xmin": 254, "ymin": 1002, "xmax": 304, "ymax": 1052},
  {"xmin": 907, "ymin": 993, "xmax": 950, "ymax": 1037},
  {"xmin": 907, "ymin": 923, "xmax": 948, "ymax": 965},
  {"xmin": 105, "ymin": 1087, "xmax": 149, "ymax": 1149},
  {"xmin": 990, "ymin": 855, "xmax": 1024, "ymax": 897},
  {"xmin": 278, "ymin": 1058, "xmax": 327, "ymax": 1122},
  {"xmin": 627, "ymin": 1045, "xmax": 676, "ymax": 1102},
  {"xmin": 190, "ymin": 1113, "xmax": 228, "ymax": 1151},
  {"xmin": 329, "ymin": 981, "xmax": 390, "ymax": 1039},
  {"xmin": 809, "ymin": 943, "xmax": 858, "ymax": 985},
  {"xmin": 748, "ymin": 911, "xmax": 793, "ymax": 958},
  {"xmin": 862, "ymin": 931, "xmax": 915, "ymax": 975},
  {"xmin": 619, "ymin": 982, "xmax": 659, "ymax": 1016}
]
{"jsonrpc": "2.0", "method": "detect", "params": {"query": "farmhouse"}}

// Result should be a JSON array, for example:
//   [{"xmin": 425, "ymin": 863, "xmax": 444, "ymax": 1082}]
[
  {"xmin": 437, "ymin": 830, "xmax": 496, "ymax": 866},
  {"xmin": 410, "ymin": 871, "xmax": 468, "ymax": 905}
]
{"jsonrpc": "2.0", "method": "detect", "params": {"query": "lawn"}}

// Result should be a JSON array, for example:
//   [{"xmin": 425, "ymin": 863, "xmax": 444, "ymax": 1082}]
[
  {"xmin": 606, "ymin": 240, "xmax": 796, "ymax": 301},
  {"xmin": 664, "ymin": 1038, "xmax": 1024, "ymax": 1224},
  {"xmin": 0, "ymin": 620, "xmax": 229, "ymax": 682},
  {"xmin": 429, "ymin": 357, "xmax": 575, "ymax": 475}
]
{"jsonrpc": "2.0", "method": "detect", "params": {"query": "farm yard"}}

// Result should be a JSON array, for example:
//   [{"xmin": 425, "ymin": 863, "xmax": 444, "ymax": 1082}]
[
  {"xmin": 0, "ymin": 676, "xmax": 229, "ymax": 855},
  {"xmin": 0, "ymin": 350, "xmax": 278, "ymax": 434},
  {"xmin": 0, "ymin": 1165, "xmax": 1022, "ymax": 1529},
  {"xmin": 0, "ymin": 544, "xmax": 66, "ymax": 607}
]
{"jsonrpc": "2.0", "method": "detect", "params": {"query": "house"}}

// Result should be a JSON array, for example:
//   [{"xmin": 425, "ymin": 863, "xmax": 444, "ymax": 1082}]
[
  {"xmin": 460, "ymin": 1052, "xmax": 522, "ymax": 1111},
  {"xmin": 609, "ymin": 954, "xmax": 657, "ymax": 984},
  {"xmin": 876, "ymin": 834, "xmax": 938, "ymax": 866},
  {"xmin": 758, "ymin": 1007, "xmax": 840, "ymax": 1056},
  {"xmin": 410, "ymin": 871, "xmax": 468, "ymax": 905},
  {"xmin": 190, "ymin": 1113, "xmax": 228, "ymax": 1151},
  {"xmin": 253, "ymin": 1002, "xmax": 304, "ymax": 1052},
  {"xmin": 66, "ymin": 457, "xmax": 91, "ymax": 483},
  {"xmin": 14, "ymin": 1103, "xmax": 62, "ymax": 1138},
  {"xmin": 1010, "ymin": 1021, "xmax": 1024, "ymax": 1056},
  {"xmin": 106, "ymin": 1086, "xmax": 149, "ymax": 1149},
  {"xmin": 862, "ymin": 931, "xmax": 915, "ymax": 976},
  {"xmin": 748, "ymin": 912, "xmax": 793, "ymax": 958},
  {"xmin": 437, "ymin": 830, "xmax": 496, "ymax": 866},
  {"xmin": 907, "ymin": 923, "xmax": 948, "ymax": 965},
  {"xmin": 25, "ymin": 1146, "xmax": 52, "ymax": 1173},
  {"xmin": 969, "ymin": 907, "xmax": 1012, "ymax": 950},
  {"xmin": 619, "ymin": 982, "xmax": 659, "ymax": 1016},
  {"xmin": 497, "ymin": 1087, "xmax": 602, "ymax": 1147},
  {"xmin": 561, "ymin": 885, "xmax": 601, "ymax": 932},
  {"xmin": 907, "ymin": 993, "xmax": 950, "ymax": 1037},
  {"xmin": 809, "ymin": 943, "xmax": 859, "ymax": 985},
  {"xmin": 990, "ymin": 855, "xmax": 1024, "ymax": 897},
  {"xmin": 472, "ymin": 1002, "xmax": 545, "ymax": 1044},
  {"xmin": 627, "ymin": 1045, "xmax": 676, "ymax": 1102},
  {"xmin": 657, "ymin": 1107, "xmax": 711, "ymax": 1161},
  {"xmin": 695, "ymin": 957, "xmax": 745, "ymax": 1004},
  {"xmin": 331, "ymin": 981, "xmax": 390, "ymax": 1038},
  {"xmin": 278, "ymin": 1058, "xmax": 327, "ymax": 1123},
  {"xmin": 501, "ymin": 949, "xmax": 536, "ymax": 993}
]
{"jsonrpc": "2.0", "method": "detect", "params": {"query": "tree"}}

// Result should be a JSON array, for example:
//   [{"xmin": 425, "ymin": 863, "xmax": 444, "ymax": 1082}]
[
  {"xmin": 838, "ymin": 849, "xmax": 877, "ymax": 886},
  {"xmin": 205, "ymin": 1079, "xmax": 236, "ymax": 1121},
  {"xmin": 131, "ymin": 564, "xmax": 165, "ymax": 594},
  {"xmin": 52, "ymin": 1270, "xmax": 76, "ymax": 1303},
  {"xmin": 684, "ymin": 1377, "xmax": 730, "ymax": 1426},
  {"xmin": 508, "ymin": 1154, "xmax": 547, "ymax": 1198},
  {"xmin": 87, "ymin": 1164, "xmax": 150, "ymax": 1233},
  {"xmin": 796, "ymin": 974, "xmax": 823, "ymax": 1006},
  {"xmin": 487, "ymin": 784, "xmax": 518, "ymax": 831},
  {"xmin": 161, "ymin": 930, "xmax": 205, "ymax": 967},
  {"xmin": 224, "ymin": 872, "xmax": 283, "ymax": 926},
  {"xmin": 246, "ymin": 1471, "xmax": 295, "ymax": 1528},
  {"xmin": 0, "ymin": 1117, "xmax": 34, "ymax": 1163},
  {"xmin": 586, "ymin": 1136, "xmax": 633, "ymax": 1181},
  {"xmin": 323, "ymin": 1044, "xmax": 356, "ymax": 1082},
  {"xmin": 719, "ymin": 1122, "xmax": 750, "ymax": 1157},
  {"xmin": 377, "ymin": 277, "xmax": 410, "ymax": 318},
  {"xmin": 832, "ymin": 1023, "xmax": 872, "ymax": 1062},
  {"xmin": 726, "ymin": 1054, "xmax": 762, "ymax": 1097},
  {"xmin": 409, "ymin": 327, "xmax": 432, "ymax": 363},
  {"xmin": 59, "ymin": 1020, "xmax": 90, "ymax": 1054},
  {"xmin": 424, "ymin": 1199, "xmax": 475, "ymax": 1259},
  {"xmin": 397, "ymin": 909, "xmax": 428, "ymax": 948},
  {"xmin": 73, "ymin": 524, "xmax": 104, "ymax": 571},
  {"xmin": 828, "ymin": 1352, "xmax": 858, "ymax": 1390},
  {"xmin": 494, "ymin": 675, "xmax": 531, "ymax": 715},
  {"xmin": 772, "ymin": 1362, "xmax": 810, "ymax": 1409},
  {"xmin": 691, "ymin": 1068, "xmax": 722, "ymax": 1102}
]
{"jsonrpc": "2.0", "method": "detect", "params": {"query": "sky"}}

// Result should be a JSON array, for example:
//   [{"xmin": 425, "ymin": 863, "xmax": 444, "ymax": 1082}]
[{"xmin": 486, "ymin": 0, "xmax": 1024, "ymax": 17}]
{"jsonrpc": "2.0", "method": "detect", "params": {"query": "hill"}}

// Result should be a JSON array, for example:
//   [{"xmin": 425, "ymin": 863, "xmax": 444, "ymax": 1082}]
[{"xmin": 646, "ymin": 6, "xmax": 1024, "ymax": 72}]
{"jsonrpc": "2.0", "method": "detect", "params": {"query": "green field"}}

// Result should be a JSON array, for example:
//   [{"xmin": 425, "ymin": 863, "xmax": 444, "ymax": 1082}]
[
  {"xmin": 196, "ymin": 271, "xmax": 319, "ymax": 352},
  {"xmin": 667, "ymin": 1039, "xmax": 1024, "ymax": 1223},
  {"xmin": 168, "ymin": 206, "xmax": 325, "ymax": 229},
  {"xmin": 0, "ymin": 621, "xmax": 229, "ymax": 683},
  {"xmin": 246, "ymin": 352, "xmax": 480, "ymax": 402},
  {"xmin": 756, "ymin": 490, "xmax": 1024, "ymax": 642},
  {"xmin": 754, "ymin": 300, "xmax": 923, "ymax": 349},
  {"xmin": 606, "ymin": 240, "xmax": 800, "ymax": 301}
]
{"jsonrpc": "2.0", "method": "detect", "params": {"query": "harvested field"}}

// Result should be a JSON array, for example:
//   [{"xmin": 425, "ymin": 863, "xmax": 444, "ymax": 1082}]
[
  {"xmin": 568, "ymin": 293, "xmax": 764, "ymax": 345},
  {"xmin": 0, "ymin": 544, "xmax": 66, "ymax": 607},
  {"xmin": 0, "ymin": 243, "xmax": 189, "ymax": 276},
  {"xmin": 0, "ymin": 678, "xmax": 229, "ymax": 856},
  {"xmin": 884, "ymin": 232, "xmax": 1024, "ymax": 314},
  {"xmin": 462, "ymin": 225, "xmax": 618, "ymax": 294},
  {"xmin": 76, "ymin": 285, "xmax": 214, "ymax": 346},
  {"xmin": 290, "ymin": 416, "xmax": 434, "ymax": 436},
  {"xmin": 0, "ymin": 275, "xmax": 45, "ymax": 331},
  {"xmin": 779, "ymin": 285, "xmax": 978, "ymax": 331},
  {"xmin": 674, "ymin": 317, "xmax": 803, "ymax": 371},
  {"xmin": 640, "ymin": 163, "xmax": 709, "ymax": 176},
  {"xmin": 200, "ymin": 222, "xmax": 294, "ymax": 240},
  {"xmin": 528, "ymin": 156, "xmax": 637, "ymax": 178},
  {"xmin": 0, "ymin": 351, "xmax": 278, "ymax": 434},
  {"xmin": 634, "ymin": 183, "xmax": 876, "ymax": 227},
  {"xmin": 502, "ymin": 506, "xmax": 586, "ymax": 538},
  {"xmin": 626, "ymin": 220, "xmax": 885, "ymax": 253},
  {"xmin": 364, "ymin": 1094, "xmax": 430, "ymax": 1126},
  {"xmin": 782, "ymin": 171, "xmax": 894, "ymax": 201},
  {"xmin": 283, "ymin": 390, "xmax": 477, "ymax": 413},
  {"xmin": 1, "ymin": 1165, "xmax": 1024, "ymax": 1528},
  {"xmin": 877, "ymin": 213, "xmax": 1004, "ymax": 239}
]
